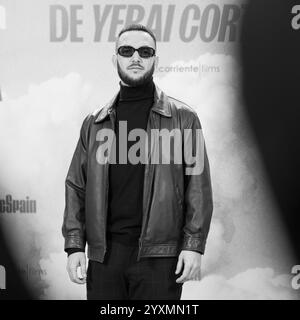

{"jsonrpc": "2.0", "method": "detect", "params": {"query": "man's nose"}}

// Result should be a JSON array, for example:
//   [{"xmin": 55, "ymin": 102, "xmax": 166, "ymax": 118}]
[{"xmin": 130, "ymin": 50, "xmax": 142, "ymax": 62}]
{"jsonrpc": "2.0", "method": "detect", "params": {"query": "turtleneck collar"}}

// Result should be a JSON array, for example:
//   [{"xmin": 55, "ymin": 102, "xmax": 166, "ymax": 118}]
[{"xmin": 118, "ymin": 77, "xmax": 154, "ymax": 102}]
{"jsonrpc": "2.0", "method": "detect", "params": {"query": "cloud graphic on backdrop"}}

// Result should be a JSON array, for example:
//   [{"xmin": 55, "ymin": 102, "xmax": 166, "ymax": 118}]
[
  {"xmin": 182, "ymin": 268, "xmax": 294, "ymax": 300},
  {"xmin": 0, "ymin": 73, "xmax": 92, "ymax": 298},
  {"xmin": 0, "ymin": 55, "xmax": 297, "ymax": 299},
  {"xmin": 155, "ymin": 53, "xmax": 297, "ymax": 299}
]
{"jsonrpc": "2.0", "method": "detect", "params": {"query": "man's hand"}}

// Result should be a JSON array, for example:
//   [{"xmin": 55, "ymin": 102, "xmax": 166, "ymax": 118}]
[
  {"xmin": 175, "ymin": 250, "xmax": 202, "ymax": 283},
  {"xmin": 67, "ymin": 252, "xmax": 87, "ymax": 284}
]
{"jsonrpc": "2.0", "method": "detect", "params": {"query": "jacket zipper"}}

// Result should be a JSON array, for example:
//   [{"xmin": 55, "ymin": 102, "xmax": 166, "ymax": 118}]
[
  {"xmin": 137, "ymin": 164, "xmax": 148, "ymax": 262},
  {"xmin": 137, "ymin": 112, "xmax": 152, "ymax": 262},
  {"xmin": 103, "ymin": 162, "xmax": 109, "ymax": 257},
  {"xmin": 137, "ymin": 238, "xmax": 142, "ymax": 261},
  {"xmin": 104, "ymin": 109, "xmax": 115, "ymax": 258},
  {"xmin": 137, "ymin": 111, "xmax": 158, "ymax": 262}
]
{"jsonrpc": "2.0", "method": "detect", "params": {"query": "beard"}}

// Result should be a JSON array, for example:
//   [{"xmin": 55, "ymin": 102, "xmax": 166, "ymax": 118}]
[{"xmin": 117, "ymin": 61, "xmax": 155, "ymax": 87}]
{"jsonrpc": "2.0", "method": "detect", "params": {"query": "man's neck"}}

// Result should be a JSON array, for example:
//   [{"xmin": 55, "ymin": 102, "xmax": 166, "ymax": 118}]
[{"xmin": 118, "ymin": 77, "xmax": 154, "ymax": 102}]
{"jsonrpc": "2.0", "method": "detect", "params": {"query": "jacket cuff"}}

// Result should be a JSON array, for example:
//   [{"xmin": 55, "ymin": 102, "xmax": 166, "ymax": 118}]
[
  {"xmin": 66, "ymin": 248, "xmax": 85, "ymax": 257},
  {"xmin": 64, "ymin": 235, "xmax": 86, "ymax": 251},
  {"xmin": 181, "ymin": 234, "xmax": 206, "ymax": 254}
]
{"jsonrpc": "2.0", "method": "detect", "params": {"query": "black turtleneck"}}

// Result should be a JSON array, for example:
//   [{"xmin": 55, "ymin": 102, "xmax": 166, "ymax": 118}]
[{"xmin": 107, "ymin": 78, "xmax": 155, "ymax": 246}]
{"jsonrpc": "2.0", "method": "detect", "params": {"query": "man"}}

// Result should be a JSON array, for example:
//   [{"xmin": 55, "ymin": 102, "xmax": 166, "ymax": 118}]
[{"xmin": 62, "ymin": 24, "xmax": 213, "ymax": 300}]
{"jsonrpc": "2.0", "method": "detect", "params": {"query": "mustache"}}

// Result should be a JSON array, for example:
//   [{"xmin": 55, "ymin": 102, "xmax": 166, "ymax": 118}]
[
  {"xmin": 127, "ymin": 64, "xmax": 144, "ymax": 70},
  {"xmin": 117, "ymin": 61, "xmax": 154, "ymax": 87}
]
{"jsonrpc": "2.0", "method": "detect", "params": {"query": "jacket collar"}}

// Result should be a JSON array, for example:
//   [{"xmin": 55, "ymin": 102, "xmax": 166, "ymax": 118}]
[{"xmin": 94, "ymin": 83, "xmax": 171, "ymax": 123}]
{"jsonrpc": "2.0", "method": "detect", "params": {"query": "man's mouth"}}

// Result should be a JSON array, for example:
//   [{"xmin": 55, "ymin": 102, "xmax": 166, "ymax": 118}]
[{"xmin": 128, "ymin": 66, "xmax": 143, "ymax": 70}]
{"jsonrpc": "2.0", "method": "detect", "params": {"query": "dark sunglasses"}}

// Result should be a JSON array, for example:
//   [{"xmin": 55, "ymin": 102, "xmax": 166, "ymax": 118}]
[{"xmin": 117, "ymin": 46, "xmax": 156, "ymax": 58}]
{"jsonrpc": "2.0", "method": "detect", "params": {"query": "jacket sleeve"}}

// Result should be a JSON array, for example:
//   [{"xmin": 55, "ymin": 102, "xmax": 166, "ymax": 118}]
[
  {"xmin": 181, "ymin": 112, "xmax": 213, "ymax": 255},
  {"xmin": 62, "ymin": 115, "xmax": 90, "ymax": 253}
]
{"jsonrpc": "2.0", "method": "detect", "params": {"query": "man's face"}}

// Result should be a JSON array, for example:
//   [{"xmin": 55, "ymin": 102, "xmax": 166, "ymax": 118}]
[{"xmin": 112, "ymin": 30, "xmax": 159, "ymax": 87}]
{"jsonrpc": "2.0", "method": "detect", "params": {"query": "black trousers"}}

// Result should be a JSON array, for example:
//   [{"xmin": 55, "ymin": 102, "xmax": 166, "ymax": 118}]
[{"xmin": 86, "ymin": 239, "xmax": 183, "ymax": 300}]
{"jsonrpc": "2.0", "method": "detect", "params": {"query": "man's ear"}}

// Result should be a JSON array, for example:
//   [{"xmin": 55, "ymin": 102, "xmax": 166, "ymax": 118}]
[{"xmin": 112, "ymin": 54, "xmax": 117, "ymax": 69}]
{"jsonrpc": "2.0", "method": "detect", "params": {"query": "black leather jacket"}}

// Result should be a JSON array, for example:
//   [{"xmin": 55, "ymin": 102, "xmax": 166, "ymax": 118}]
[{"xmin": 62, "ymin": 84, "xmax": 213, "ymax": 262}]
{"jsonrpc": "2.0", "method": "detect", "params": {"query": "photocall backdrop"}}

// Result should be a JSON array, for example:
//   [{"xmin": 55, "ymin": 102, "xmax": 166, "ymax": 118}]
[{"xmin": 0, "ymin": 0, "xmax": 299, "ymax": 299}]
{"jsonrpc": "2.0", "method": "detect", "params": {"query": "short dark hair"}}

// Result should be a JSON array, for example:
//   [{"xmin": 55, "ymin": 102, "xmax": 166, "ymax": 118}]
[{"xmin": 116, "ymin": 24, "xmax": 157, "ymax": 52}]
